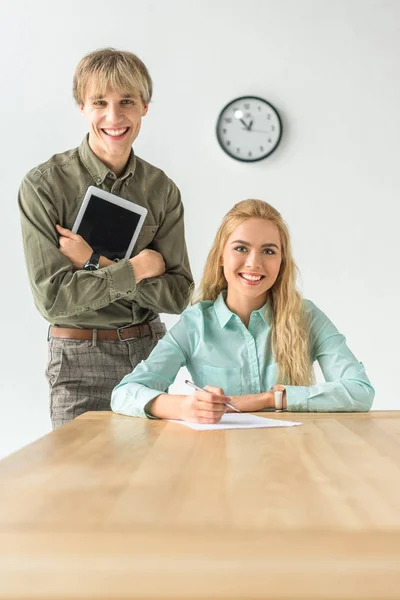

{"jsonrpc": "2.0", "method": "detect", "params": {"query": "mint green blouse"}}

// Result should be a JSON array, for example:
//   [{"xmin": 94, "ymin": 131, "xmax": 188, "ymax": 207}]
[{"xmin": 111, "ymin": 294, "xmax": 374, "ymax": 418}]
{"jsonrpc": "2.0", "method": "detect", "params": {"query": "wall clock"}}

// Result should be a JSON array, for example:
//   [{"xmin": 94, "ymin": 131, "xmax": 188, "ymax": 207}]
[{"xmin": 216, "ymin": 96, "xmax": 282, "ymax": 162}]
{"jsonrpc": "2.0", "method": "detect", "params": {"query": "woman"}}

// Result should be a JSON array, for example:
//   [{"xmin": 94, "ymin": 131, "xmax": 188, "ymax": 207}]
[{"xmin": 111, "ymin": 200, "xmax": 374, "ymax": 422}]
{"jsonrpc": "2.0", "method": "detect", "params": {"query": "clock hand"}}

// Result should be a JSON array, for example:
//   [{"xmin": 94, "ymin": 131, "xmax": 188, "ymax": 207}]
[
  {"xmin": 243, "ymin": 128, "xmax": 271, "ymax": 134},
  {"xmin": 248, "ymin": 120, "xmax": 253, "ymax": 131},
  {"xmin": 240, "ymin": 118, "xmax": 251, "ymax": 130}
]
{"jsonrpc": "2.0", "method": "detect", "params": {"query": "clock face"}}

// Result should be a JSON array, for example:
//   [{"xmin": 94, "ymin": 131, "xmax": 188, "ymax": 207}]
[{"xmin": 216, "ymin": 96, "xmax": 282, "ymax": 162}]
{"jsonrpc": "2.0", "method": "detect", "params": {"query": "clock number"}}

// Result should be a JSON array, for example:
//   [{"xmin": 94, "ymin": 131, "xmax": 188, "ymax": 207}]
[
  {"xmin": 245, "ymin": 112, "xmax": 251, "ymax": 119},
  {"xmin": 222, "ymin": 128, "xmax": 227, "ymax": 134},
  {"xmin": 248, "ymin": 151, "xmax": 252, "ymax": 157},
  {"xmin": 268, "ymin": 138, "xmax": 272, "ymax": 143},
  {"xmin": 271, "ymin": 125, "xmax": 275, "ymax": 131},
  {"xmin": 244, "ymin": 103, "xmax": 250, "ymax": 109},
  {"xmin": 224, "ymin": 117, "xmax": 232, "ymax": 123},
  {"xmin": 227, "ymin": 141, "xmax": 231, "ymax": 146},
  {"xmin": 267, "ymin": 114, "xmax": 271, "ymax": 120},
  {"xmin": 260, "ymin": 146, "xmax": 264, "ymax": 152},
  {"xmin": 236, "ymin": 148, "xmax": 240, "ymax": 153}
]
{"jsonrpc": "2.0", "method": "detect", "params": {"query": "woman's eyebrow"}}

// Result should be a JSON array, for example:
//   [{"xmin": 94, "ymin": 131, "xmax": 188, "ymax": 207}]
[
  {"xmin": 261, "ymin": 242, "xmax": 280, "ymax": 249},
  {"xmin": 231, "ymin": 239, "xmax": 280, "ymax": 249}
]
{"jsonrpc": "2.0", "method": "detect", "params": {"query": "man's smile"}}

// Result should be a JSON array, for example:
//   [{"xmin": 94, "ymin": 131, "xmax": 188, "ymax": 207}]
[{"xmin": 101, "ymin": 127, "xmax": 130, "ymax": 139}]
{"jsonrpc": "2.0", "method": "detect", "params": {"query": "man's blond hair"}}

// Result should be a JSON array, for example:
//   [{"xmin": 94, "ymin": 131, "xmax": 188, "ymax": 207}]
[{"xmin": 73, "ymin": 48, "xmax": 153, "ymax": 105}]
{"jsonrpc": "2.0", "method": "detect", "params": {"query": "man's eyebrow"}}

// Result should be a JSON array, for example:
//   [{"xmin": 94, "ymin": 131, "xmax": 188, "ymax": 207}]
[
  {"xmin": 230, "ymin": 239, "xmax": 280, "ymax": 249},
  {"xmin": 88, "ymin": 92, "xmax": 137, "ymax": 101}
]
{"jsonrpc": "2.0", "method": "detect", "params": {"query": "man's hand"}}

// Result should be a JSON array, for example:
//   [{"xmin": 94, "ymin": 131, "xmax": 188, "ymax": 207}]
[
  {"xmin": 56, "ymin": 224, "xmax": 93, "ymax": 269},
  {"xmin": 130, "ymin": 249, "xmax": 166, "ymax": 283},
  {"xmin": 180, "ymin": 385, "xmax": 228, "ymax": 424}
]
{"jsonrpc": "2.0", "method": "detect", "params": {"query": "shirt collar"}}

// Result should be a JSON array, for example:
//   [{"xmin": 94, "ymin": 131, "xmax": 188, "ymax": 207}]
[
  {"xmin": 213, "ymin": 292, "xmax": 272, "ymax": 328},
  {"xmin": 78, "ymin": 134, "xmax": 137, "ymax": 185}
]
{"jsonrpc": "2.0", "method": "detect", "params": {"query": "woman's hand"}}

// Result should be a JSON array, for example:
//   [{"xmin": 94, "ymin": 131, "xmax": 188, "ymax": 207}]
[
  {"xmin": 56, "ymin": 224, "xmax": 93, "ymax": 269},
  {"xmin": 227, "ymin": 392, "xmax": 275, "ymax": 412},
  {"xmin": 180, "ymin": 385, "xmax": 228, "ymax": 424}
]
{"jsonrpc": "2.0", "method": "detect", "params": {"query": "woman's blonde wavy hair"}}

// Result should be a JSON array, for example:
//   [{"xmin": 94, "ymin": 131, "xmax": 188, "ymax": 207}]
[{"xmin": 193, "ymin": 199, "xmax": 314, "ymax": 386}]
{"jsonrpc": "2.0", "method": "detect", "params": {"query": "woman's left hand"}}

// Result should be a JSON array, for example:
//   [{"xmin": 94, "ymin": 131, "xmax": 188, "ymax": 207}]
[
  {"xmin": 227, "ymin": 392, "xmax": 275, "ymax": 412},
  {"xmin": 228, "ymin": 386, "xmax": 287, "ymax": 412}
]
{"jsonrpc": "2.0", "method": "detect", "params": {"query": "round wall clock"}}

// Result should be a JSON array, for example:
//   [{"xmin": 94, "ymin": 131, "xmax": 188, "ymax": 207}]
[{"xmin": 216, "ymin": 96, "xmax": 282, "ymax": 162}]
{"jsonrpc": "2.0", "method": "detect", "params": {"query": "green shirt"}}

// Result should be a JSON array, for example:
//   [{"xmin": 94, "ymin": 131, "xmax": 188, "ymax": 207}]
[
  {"xmin": 111, "ymin": 294, "xmax": 374, "ymax": 417},
  {"xmin": 18, "ymin": 136, "xmax": 193, "ymax": 328}
]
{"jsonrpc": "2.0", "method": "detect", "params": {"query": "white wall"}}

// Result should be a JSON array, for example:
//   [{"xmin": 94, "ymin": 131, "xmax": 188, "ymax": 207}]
[{"xmin": 1, "ymin": 0, "xmax": 399, "ymax": 458}]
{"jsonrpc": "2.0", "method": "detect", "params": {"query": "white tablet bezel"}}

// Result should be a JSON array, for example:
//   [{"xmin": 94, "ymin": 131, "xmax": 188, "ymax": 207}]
[{"xmin": 72, "ymin": 185, "xmax": 148, "ymax": 259}]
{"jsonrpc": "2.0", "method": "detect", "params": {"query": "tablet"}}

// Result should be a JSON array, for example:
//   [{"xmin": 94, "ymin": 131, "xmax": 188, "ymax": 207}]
[{"xmin": 72, "ymin": 186, "xmax": 148, "ymax": 260}]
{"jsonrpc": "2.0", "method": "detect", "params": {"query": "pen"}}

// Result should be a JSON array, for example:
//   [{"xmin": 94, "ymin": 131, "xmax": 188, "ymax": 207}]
[{"xmin": 184, "ymin": 380, "xmax": 241, "ymax": 413}]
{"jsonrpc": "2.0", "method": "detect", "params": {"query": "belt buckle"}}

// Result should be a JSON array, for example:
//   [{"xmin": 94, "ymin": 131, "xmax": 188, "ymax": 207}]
[{"xmin": 117, "ymin": 324, "xmax": 135, "ymax": 342}]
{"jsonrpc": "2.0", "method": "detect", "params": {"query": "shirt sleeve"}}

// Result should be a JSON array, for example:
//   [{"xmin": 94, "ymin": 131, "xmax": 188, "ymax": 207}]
[
  {"xmin": 134, "ymin": 181, "xmax": 193, "ymax": 315},
  {"xmin": 111, "ymin": 311, "xmax": 195, "ymax": 418},
  {"xmin": 19, "ymin": 170, "xmax": 138, "ymax": 322},
  {"xmin": 285, "ymin": 301, "xmax": 375, "ymax": 412}
]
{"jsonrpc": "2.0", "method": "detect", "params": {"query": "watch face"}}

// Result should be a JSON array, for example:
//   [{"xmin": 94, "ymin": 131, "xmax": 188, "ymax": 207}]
[
  {"xmin": 216, "ymin": 96, "xmax": 282, "ymax": 162},
  {"xmin": 83, "ymin": 252, "xmax": 100, "ymax": 271},
  {"xmin": 84, "ymin": 263, "xmax": 98, "ymax": 271}
]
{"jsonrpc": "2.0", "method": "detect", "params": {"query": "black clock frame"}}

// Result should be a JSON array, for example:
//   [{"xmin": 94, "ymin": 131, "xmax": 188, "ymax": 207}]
[{"xmin": 216, "ymin": 95, "xmax": 283, "ymax": 163}]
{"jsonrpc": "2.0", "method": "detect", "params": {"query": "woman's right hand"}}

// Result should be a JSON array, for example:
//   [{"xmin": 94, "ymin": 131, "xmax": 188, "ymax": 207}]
[{"xmin": 180, "ymin": 385, "xmax": 228, "ymax": 424}]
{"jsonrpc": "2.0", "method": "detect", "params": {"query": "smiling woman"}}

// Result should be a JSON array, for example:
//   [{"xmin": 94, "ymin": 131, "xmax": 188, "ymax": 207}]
[
  {"xmin": 219, "ymin": 218, "xmax": 282, "ymax": 326},
  {"xmin": 111, "ymin": 199, "xmax": 375, "ymax": 423}
]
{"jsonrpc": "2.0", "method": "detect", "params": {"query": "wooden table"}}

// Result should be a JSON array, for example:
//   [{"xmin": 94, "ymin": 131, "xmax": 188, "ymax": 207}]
[{"xmin": 0, "ymin": 411, "xmax": 399, "ymax": 599}]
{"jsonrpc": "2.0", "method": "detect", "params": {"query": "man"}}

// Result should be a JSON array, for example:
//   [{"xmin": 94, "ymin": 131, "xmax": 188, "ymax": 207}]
[{"xmin": 19, "ymin": 48, "xmax": 193, "ymax": 428}]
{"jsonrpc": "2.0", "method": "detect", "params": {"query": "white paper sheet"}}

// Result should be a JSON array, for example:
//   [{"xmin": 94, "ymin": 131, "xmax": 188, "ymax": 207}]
[{"xmin": 168, "ymin": 413, "xmax": 302, "ymax": 431}]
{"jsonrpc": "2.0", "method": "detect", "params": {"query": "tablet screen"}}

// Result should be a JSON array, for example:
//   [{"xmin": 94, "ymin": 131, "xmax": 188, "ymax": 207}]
[{"xmin": 76, "ymin": 193, "xmax": 141, "ymax": 260}]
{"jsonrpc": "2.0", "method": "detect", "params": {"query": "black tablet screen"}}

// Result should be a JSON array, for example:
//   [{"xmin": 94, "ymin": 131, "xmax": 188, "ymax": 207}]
[{"xmin": 76, "ymin": 194, "xmax": 142, "ymax": 260}]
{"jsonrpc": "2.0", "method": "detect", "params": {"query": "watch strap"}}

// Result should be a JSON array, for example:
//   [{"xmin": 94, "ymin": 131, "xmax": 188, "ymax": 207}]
[
  {"xmin": 274, "ymin": 390, "xmax": 284, "ymax": 412},
  {"xmin": 83, "ymin": 252, "xmax": 100, "ymax": 271}
]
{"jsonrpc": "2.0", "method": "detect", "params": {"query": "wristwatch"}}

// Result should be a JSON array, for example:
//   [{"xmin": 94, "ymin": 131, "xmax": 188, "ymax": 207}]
[
  {"xmin": 274, "ymin": 390, "xmax": 286, "ymax": 412},
  {"xmin": 83, "ymin": 252, "xmax": 100, "ymax": 271}
]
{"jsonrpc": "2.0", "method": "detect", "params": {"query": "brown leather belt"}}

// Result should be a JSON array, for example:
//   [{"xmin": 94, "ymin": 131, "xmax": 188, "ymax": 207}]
[{"xmin": 49, "ymin": 322, "xmax": 163, "ymax": 342}]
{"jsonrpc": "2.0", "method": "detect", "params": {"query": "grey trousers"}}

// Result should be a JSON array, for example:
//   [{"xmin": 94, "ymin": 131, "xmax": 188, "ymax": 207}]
[{"xmin": 46, "ymin": 320, "xmax": 166, "ymax": 429}]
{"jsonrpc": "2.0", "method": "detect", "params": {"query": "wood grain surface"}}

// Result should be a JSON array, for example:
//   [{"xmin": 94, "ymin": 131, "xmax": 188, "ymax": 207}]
[{"xmin": 0, "ymin": 411, "xmax": 399, "ymax": 599}]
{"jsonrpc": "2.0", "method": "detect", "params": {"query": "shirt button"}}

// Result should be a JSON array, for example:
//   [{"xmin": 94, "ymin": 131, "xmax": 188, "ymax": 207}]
[
  {"xmin": 115, "ymin": 293, "xmax": 121, "ymax": 298},
  {"xmin": 126, "ymin": 290, "xmax": 132, "ymax": 293},
  {"xmin": 85, "ymin": 307, "xmax": 90, "ymax": 311}
]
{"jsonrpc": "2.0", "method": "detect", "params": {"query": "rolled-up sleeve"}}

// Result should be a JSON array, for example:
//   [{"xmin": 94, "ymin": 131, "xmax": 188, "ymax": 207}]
[{"xmin": 286, "ymin": 301, "xmax": 374, "ymax": 412}]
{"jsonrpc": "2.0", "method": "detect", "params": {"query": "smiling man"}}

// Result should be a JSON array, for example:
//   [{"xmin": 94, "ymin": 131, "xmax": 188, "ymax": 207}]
[{"xmin": 18, "ymin": 48, "xmax": 193, "ymax": 429}]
